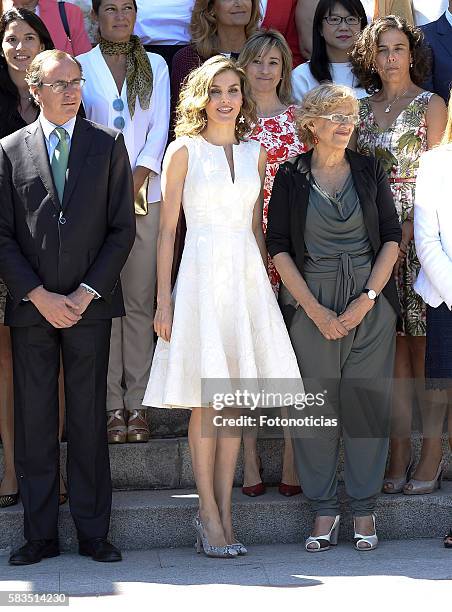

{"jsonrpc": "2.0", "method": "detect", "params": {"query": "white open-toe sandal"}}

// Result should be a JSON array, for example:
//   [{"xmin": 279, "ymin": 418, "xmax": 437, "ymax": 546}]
[
  {"xmin": 353, "ymin": 514, "xmax": 378, "ymax": 551},
  {"xmin": 305, "ymin": 515, "xmax": 340, "ymax": 552}
]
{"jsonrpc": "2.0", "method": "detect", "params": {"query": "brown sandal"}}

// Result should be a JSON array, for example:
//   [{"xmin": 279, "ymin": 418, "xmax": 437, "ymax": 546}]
[{"xmin": 107, "ymin": 409, "xmax": 127, "ymax": 444}]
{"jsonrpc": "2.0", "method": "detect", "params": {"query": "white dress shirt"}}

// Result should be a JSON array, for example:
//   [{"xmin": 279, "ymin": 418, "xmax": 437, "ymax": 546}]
[
  {"xmin": 291, "ymin": 61, "xmax": 367, "ymax": 102},
  {"xmin": 77, "ymin": 46, "xmax": 170, "ymax": 203},
  {"xmin": 134, "ymin": 0, "xmax": 195, "ymax": 46},
  {"xmin": 414, "ymin": 145, "xmax": 452, "ymax": 310},
  {"xmin": 39, "ymin": 113, "xmax": 76, "ymax": 159}
]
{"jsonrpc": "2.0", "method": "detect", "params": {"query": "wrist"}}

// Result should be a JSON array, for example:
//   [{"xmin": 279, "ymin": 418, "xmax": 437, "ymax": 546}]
[{"xmin": 27, "ymin": 285, "xmax": 45, "ymax": 303}]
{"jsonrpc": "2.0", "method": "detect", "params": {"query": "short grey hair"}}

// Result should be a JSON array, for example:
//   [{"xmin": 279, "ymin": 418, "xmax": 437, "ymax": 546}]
[
  {"xmin": 25, "ymin": 49, "xmax": 83, "ymax": 88},
  {"xmin": 296, "ymin": 83, "xmax": 358, "ymax": 147}
]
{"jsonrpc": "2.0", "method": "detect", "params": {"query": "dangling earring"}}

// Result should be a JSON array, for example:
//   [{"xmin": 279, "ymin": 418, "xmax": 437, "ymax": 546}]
[
  {"xmin": 238, "ymin": 115, "xmax": 245, "ymax": 124},
  {"xmin": 312, "ymin": 133, "xmax": 319, "ymax": 146}
]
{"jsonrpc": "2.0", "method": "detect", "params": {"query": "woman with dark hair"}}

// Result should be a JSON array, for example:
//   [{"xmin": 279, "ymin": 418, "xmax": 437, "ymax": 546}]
[
  {"xmin": 2, "ymin": 1, "xmax": 91, "ymax": 55},
  {"xmin": 291, "ymin": 0, "xmax": 367, "ymax": 102},
  {"xmin": 0, "ymin": 7, "xmax": 55, "ymax": 507},
  {"xmin": 77, "ymin": 0, "xmax": 170, "ymax": 445},
  {"xmin": 351, "ymin": 16, "xmax": 447, "ymax": 496}
]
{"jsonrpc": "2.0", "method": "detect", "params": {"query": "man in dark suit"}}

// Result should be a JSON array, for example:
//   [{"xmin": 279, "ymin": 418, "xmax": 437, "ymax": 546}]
[
  {"xmin": 0, "ymin": 49, "xmax": 135, "ymax": 565},
  {"xmin": 422, "ymin": 2, "xmax": 452, "ymax": 103}
]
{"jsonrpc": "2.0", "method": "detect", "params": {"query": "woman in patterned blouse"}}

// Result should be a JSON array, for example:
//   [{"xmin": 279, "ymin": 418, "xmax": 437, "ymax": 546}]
[{"xmin": 237, "ymin": 30, "xmax": 307, "ymax": 497}]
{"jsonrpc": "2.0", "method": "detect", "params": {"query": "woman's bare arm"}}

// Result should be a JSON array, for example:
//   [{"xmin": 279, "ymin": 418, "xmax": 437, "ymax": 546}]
[
  {"xmin": 252, "ymin": 146, "xmax": 268, "ymax": 266},
  {"xmin": 153, "ymin": 142, "xmax": 188, "ymax": 341}
]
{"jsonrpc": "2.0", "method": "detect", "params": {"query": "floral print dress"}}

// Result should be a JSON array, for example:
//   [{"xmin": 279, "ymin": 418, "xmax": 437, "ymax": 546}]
[
  {"xmin": 250, "ymin": 105, "xmax": 307, "ymax": 293},
  {"xmin": 357, "ymin": 91, "xmax": 433, "ymax": 336}
]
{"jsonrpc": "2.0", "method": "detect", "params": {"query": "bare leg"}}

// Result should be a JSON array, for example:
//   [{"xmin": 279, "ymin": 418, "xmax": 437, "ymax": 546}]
[
  {"xmin": 0, "ymin": 324, "xmax": 16, "ymax": 496},
  {"xmin": 189, "ymin": 407, "xmax": 227, "ymax": 547},
  {"xmin": 409, "ymin": 337, "xmax": 445, "ymax": 482},
  {"xmin": 384, "ymin": 336, "xmax": 414, "ymax": 488},
  {"xmin": 213, "ymin": 408, "xmax": 242, "ymax": 543},
  {"xmin": 281, "ymin": 416, "xmax": 300, "ymax": 486},
  {"xmin": 242, "ymin": 431, "xmax": 261, "ymax": 487}
]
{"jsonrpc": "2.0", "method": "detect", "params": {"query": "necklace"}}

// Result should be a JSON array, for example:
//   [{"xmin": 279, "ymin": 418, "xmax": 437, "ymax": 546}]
[{"xmin": 384, "ymin": 87, "xmax": 410, "ymax": 113}]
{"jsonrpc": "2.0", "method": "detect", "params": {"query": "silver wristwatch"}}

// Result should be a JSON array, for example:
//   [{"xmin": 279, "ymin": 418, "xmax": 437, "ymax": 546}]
[{"xmin": 362, "ymin": 288, "xmax": 378, "ymax": 302}]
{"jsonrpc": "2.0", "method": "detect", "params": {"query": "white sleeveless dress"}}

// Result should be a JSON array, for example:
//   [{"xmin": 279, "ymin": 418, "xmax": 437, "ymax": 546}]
[{"xmin": 143, "ymin": 135, "xmax": 302, "ymax": 409}]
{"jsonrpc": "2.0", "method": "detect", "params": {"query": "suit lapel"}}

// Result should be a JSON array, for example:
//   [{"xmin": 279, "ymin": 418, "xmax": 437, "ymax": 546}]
[
  {"xmin": 436, "ymin": 14, "xmax": 452, "ymax": 59},
  {"xmin": 25, "ymin": 120, "xmax": 60, "ymax": 212},
  {"xmin": 62, "ymin": 117, "xmax": 95, "ymax": 211}
]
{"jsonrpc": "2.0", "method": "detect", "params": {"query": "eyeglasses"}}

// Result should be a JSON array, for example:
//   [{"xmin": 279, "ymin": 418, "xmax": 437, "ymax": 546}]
[
  {"xmin": 317, "ymin": 113, "xmax": 359, "ymax": 125},
  {"xmin": 323, "ymin": 15, "xmax": 361, "ymax": 26},
  {"xmin": 112, "ymin": 97, "xmax": 125, "ymax": 131},
  {"xmin": 40, "ymin": 78, "xmax": 86, "ymax": 94}
]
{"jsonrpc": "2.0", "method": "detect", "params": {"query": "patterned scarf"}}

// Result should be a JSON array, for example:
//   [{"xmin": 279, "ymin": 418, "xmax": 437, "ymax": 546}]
[{"xmin": 99, "ymin": 34, "xmax": 153, "ymax": 118}]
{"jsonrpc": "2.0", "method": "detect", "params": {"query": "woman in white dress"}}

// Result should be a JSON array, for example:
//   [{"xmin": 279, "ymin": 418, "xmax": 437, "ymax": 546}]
[
  {"xmin": 77, "ymin": 0, "xmax": 170, "ymax": 444},
  {"xmin": 143, "ymin": 55, "xmax": 302, "ymax": 558}
]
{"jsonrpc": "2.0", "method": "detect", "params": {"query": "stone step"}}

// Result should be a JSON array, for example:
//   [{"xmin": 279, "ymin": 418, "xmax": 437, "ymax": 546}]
[
  {"xmin": 1, "ymin": 435, "xmax": 451, "ymax": 492},
  {"xmin": 1, "ymin": 483, "xmax": 451, "ymax": 552}
]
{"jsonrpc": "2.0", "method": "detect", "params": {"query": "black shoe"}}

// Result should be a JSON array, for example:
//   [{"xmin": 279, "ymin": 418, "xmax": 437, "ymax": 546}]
[
  {"xmin": 9, "ymin": 539, "xmax": 60, "ymax": 566},
  {"xmin": 78, "ymin": 538, "xmax": 122, "ymax": 562}
]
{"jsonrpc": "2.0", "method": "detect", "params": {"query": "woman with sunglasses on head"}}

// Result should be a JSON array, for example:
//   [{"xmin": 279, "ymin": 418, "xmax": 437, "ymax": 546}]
[
  {"xmin": 291, "ymin": 0, "xmax": 367, "ymax": 103},
  {"xmin": 77, "ymin": 0, "xmax": 170, "ymax": 446},
  {"xmin": 267, "ymin": 83, "xmax": 401, "ymax": 552},
  {"xmin": 351, "ymin": 16, "xmax": 447, "ymax": 497},
  {"xmin": 237, "ymin": 29, "xmax": 307, "ymax": 498}
]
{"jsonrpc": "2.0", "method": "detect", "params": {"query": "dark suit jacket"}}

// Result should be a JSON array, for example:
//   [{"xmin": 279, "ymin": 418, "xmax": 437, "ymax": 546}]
[
  {"xmin": 0, "ymin": 116, "xmax": 136, "ymax": 327},
  {"xmin": 422, "ymin": 13, "xmax": 452, "ymax": 103},
  {"xmin": 266, "ymin": 148, "xmax": 401, "ymax": 322}
]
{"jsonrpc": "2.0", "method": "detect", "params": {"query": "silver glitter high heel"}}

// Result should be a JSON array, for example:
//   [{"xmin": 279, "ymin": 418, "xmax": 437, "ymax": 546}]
[
  {"xmin": 228, "ymin": 542, "xmax": 248, "ymax": 555},
  {"xmin": 193, "ymin": 516, "xmax": 238, "ymax": 558}
]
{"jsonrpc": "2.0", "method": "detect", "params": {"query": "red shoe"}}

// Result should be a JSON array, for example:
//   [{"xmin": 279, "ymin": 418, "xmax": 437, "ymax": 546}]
[
  {"xmin": 242, "ymin": 482, "xmax": 266, "ymax": 497},
  {"xmin": 278, "ymin": 483, "xmax": 302, "ymax": 497}
]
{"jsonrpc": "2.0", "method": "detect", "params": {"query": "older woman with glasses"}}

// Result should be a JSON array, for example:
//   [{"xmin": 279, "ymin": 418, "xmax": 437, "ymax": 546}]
[
  {"xmin": 267, "ymin": 83, "xmax": 401, "ymax": 551},
  {"xmin": 77, "ymin": 0, "xmax": 170, "ymax": 446}
]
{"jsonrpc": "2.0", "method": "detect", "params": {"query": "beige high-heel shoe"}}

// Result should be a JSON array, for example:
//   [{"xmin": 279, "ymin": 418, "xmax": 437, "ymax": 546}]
[
  {"xmin": 382, "ymin": 454, "xmax": 414, "ymax": 494},
  {"xmin": 403, "ymin": 461, "xmax": 445, "ymax": 495}
]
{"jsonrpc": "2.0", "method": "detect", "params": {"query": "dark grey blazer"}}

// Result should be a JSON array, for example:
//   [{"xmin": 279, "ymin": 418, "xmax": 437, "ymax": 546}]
[
  {"xmin": 266, "ymin": 148, "xmax": 401, "ymax": 322},
  {"xmin": 422, "ymin": 13, "xmax": 452, "ymax": 103},
  {"xmin": 0, "ymin": 116, "xmax": 136, "ymax": 326}
]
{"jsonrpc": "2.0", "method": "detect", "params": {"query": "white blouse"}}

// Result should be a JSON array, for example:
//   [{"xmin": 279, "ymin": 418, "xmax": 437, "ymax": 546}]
[
  {"xmin": 134, "ymin": 0, "xmax": 195, "ymax": 46},
  {"xmin": 414, "ymin": 145, "xmax": 452, "ymax": 309},
  {"xmin": 291, "ymin": 61, "xmax": 367, "ymax": 102},
  {"xmin": 77, "ymin": 46, "xmax": 170, "ymax": 203}
]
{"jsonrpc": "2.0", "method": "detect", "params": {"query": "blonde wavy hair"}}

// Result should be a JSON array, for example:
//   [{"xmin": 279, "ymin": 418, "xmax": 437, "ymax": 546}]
[
  {"xmin": 237, "ymin": 29, "xmax": 294, "ymax": 106},
  {"xmin": 441, "ymin": 93, "xmax": 452, "ymax": 145},
  {"xmin": 175, "ymin": 55, "xmax": 256, "ymax": 141},
  {"xmin": 190, "ymin": 0, "xmax": 261, "ymax": 59},
  {"xmin": 296, "ymin": 83, "xmax": 358, "ymax": 147}
]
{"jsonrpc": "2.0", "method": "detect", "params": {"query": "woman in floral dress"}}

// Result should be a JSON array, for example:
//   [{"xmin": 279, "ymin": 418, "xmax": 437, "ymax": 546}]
[
  {"xmin": 351, "ymin": 16, "xmax": 447, "ymax": 495},
  {"xmin": 238, "ymin": 30, "xmax": 307, "ymax": 497}
]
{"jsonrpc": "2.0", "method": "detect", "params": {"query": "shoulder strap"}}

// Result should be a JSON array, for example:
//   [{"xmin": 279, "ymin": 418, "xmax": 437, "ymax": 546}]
[{"xmin": 58, "ymin": 1, "xmax": 71, "ymax": 41}]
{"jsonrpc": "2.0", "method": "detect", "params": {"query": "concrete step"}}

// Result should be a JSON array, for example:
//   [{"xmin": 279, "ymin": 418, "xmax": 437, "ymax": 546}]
[
  {"xmin": 1, "ymin": 435, "xmax": 451, "ymax": 492},
  {"xmin": 1, "ymin": 483, "xmax": 451, "ymax": 552}
]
